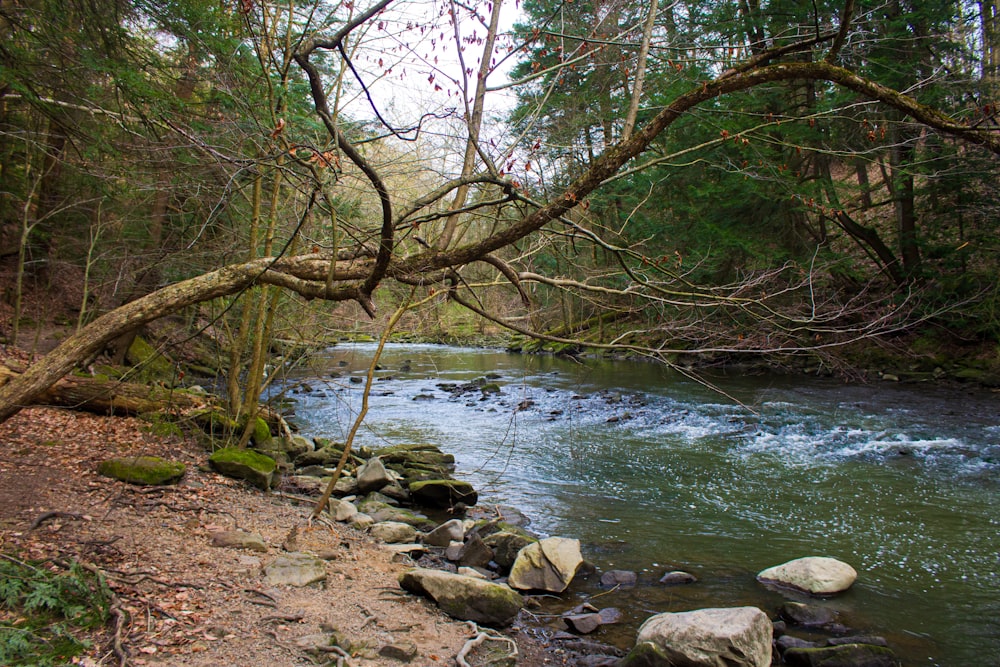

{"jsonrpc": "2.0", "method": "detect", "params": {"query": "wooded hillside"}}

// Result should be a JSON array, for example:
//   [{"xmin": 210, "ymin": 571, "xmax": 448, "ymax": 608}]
[{"xmin": 2, "ymin": 0, "xmax": 999, "ymax": 423}]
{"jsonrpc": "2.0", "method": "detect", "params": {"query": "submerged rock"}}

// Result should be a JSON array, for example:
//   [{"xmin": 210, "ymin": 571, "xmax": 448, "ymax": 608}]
[
  {"xmin": 782, "ymin": 643, "xmax": 900, "ymax": 667},
  {"xmin": 758, "ymin": 556, "xmax": 858, "ymax": 596}
]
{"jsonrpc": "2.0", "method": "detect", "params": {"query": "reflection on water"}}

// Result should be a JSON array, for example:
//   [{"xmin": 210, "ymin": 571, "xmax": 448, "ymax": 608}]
[{"xmin": 281, "ymin": 343, "xmax": 1000, "ymax": 666}]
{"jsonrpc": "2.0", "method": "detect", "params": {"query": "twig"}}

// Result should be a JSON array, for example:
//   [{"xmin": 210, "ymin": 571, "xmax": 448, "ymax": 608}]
[{"xmin": 29, "ymin": 510, "xmax": 84, "ymax": 530}]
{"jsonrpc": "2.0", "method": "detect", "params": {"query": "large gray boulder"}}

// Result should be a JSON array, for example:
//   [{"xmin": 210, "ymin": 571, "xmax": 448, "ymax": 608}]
[
  {"xmin": 508, "ymin": 537, "xmax": 582, "ymax": 593},
  {"xmin": 398, "ymin": 568, "xmax": 523, "ymax": 626},
  {"xmin": 356, "ymin": 457, "xmax": 393, "ymax": 493},
  {"xmin": 758, "ymin": 556, "xmax": 857, "ymax": 595},
  {"xmin": 625, "ymin": 606, "xmax": 772, "ymax": 667}
]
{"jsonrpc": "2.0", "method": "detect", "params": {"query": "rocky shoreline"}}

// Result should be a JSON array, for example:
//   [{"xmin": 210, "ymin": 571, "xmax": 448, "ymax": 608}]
[{"xmin": 149, "ymin": 425, "xmax": 907, "ymax": 667}]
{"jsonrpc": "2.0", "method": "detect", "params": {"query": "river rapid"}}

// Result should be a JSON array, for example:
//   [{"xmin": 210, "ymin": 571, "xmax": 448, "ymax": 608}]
[{"xmin": 281, "ymin": 343, "xmax": 1000, "ymax": 666}]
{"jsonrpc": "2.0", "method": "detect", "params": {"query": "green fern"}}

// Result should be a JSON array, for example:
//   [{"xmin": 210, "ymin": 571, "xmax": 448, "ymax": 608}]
[{"xmin": 0, "ymin": 554, "xmax": 111, "ymax": 666}]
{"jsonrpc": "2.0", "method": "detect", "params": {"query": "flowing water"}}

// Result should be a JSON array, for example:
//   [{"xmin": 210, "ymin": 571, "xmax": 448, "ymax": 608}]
[{"xmin": 281, "ymin": 343, "xmax": 1000, "ymax": 666}]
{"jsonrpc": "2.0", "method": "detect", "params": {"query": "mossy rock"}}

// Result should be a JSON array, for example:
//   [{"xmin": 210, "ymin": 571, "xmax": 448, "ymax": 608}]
[
  {"xmin": 209, "ymin": 447, "xmax": 277, "ymax": 490},
  {"xmin": 98, "ymin": 456, "xmax": 186, "ymax": 486},
  {"xmin": 619, "ymin": 641, "xmax": 674, "ymax": 666},
  {"xmin": 782, "ymin": 643, "xmax": 900, "ymax": 667},
  {"xmin": 409, "ymin": 479, "xmax": 478, "ymax": 508},
  {"xmin": 126, "ymin": 335, "xmax": 174, "ymax": 379},
  {"xmin": 192, "ymin": 409, "xmax": 237, "ymax": 437}
]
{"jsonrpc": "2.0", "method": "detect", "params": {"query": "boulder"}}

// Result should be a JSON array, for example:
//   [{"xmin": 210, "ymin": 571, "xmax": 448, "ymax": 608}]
[
  {"xmin": 263, "ymin": 552, "xmax": 327, "ymax": 587},
  {"xmin": 210, "ymin": 529, "xmax": 267, "ymax": 553},
  {"xmin": 423, "ymin": 519, "xmax": 466, "ymax": 547},
  {"xmin": 508, "ymin": 537, "xmax": 583, "ymax": 593},
  {"xmin": 409, "ymin": 479, "xmax": 478, "ymax": 508},
  {"xmin": 356, "ymin": 457, "xmax": 393, "ymax": 493},
  {"xmin": 626, "ymin": 606, "xmax": 772, "ymax": 667},
  {"xmin": 398, "ymin": 568, "xmax": 523, "ymax": 626},
  {"xmin": 370, "ymin": 521, "xmax": 418, "ymax": 544},
  {"xmin": 209, "ymin": 447, "xmax": 276, "ymax": 490},
  {"xmin": 758, "ymin": 557, "xmax": 858, "ymax": 595},
  {"xmin": 483, "ymin": 531, "xmax": 536, "ymax": 570},
  {"xmin": 97, "ymin": 456, "xmax": 185, "ymax": 486},
  {"xmin": 782, "ymin": 643, "xmax": 900, "ymax": 667}
]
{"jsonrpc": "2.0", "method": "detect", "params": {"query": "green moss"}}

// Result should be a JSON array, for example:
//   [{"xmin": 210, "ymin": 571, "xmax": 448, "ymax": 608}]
[
  {"xmin": 126, "ymin": 335, "xmax": 173, "ymax": 379},
  {"xmin": 209, "ymin": 447, "xmax": 276, "ymax": 472},
  {"xmin": 252, "ymin": 417, "xmax": 272, "ymax": 446},
  {"xmin": 97, "ymin": 456, "xmax": 186, "ymax": 485}
]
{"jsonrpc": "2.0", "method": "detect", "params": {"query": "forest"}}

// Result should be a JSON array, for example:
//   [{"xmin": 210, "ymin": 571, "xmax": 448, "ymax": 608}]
[{"xmin": 1, "ymin": 0, "xmax": 999, "ymax": 423}]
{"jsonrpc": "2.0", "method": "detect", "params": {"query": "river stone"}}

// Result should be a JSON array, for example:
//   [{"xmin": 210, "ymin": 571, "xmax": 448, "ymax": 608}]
[
  {"xmin": 263, "ymin": 552, "xmax": 327, "ymax": 587},
  {"xmin": 780, "ymin": 601, "xmax": 839, "ymax": 627},
  {"xmin": 356, "ymin": 457, "xmax": 392, "ymax": 493},
  {"xmin": 423, "ymin": 519, "xmax": 466, "ymax": 547},
  {"xmin": 398, "ymin": 567, "xmax": 524, "ymax": 626},
  {"xmin": 600, "ymin": 569, "xmax": 638, "ymax": 588},
  {"xmin": 483, "ymin": 531, "xmax": 536, "ymax": 570},
  {"xmin": 370, "ymin": 521, "xmax": 417, "ymax": 544},
  {"xmin": 566, "ymin": 613, "xmax": 603, "ymax": 634},
  {"xmin": 628, "ymin": 606, "xmax": 772, "ymax": 667},
  {"xmin": 328, "ymin": 498, "xmax": 358, "ymax": 522},
  {"xmin": 409, "ymin": 479, "xmax": 478, "ymax": 508},
  {"xmin": 210, "ymin": 529, "xmax": 267, "ymax": 553},
  {"xmin": 209, "ymin": 447, "xmax": 276, "ymax": 490},
  {"xmin": 758, "ymin": 557, "xmax": 858, "ymax": 596},
  {"xmin": 97, "ymin": 456, "xmax": 186, "ymax": 485},
  {"xmin": 508, "ymin": 537, "xmax": 583, "ymax": 593},
  {"xmin": 659, "ymin": 570, "xmax": 697, "ymax": 585},
  {"xmin": 458, "ymin": 534, "xmax": 494, "ymax": 568},
  {"xmin": 379, "ymin": 641, "xmax": 419, "ymax": 662},
  {"xmin": 782, "ymin": 643, "xmax": 900, "ymax": 667}
]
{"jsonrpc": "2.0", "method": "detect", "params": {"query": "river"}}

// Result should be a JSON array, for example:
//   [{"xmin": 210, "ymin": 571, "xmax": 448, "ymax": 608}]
[{"xmin": 280, "ymin": 343, "xmax": 1000, "ymax": 666}]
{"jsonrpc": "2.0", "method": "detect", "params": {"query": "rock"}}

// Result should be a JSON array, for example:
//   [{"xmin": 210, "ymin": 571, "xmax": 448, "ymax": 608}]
[
  {"xmin": 97, "ymin": 456, "xmax": 185, "ymax": 485},
  {"xmin": 263, "ymin": 552, "xmax": 327, "ymax": 587},
  {"xmin": 566, "ymin": 613, "xmax": 603, "ymax": 634},
  {"xmin": 659, "ymin": 570, "xmax": 697, "ymax": 585},
  {"xmin": 370, "ymin": 521, "xmax": 418, "ymax": 544},
  {"xmin": 626, "ymin": 606, "xmax": 772, "ymax": 667},
  {"xmin": 286, "ymin": 435, "xmax": 315, "ymax": 457},
  {"xmin": 210, "ymin": 529, "xmax": 267, "ymax": 553},
  {"xmin": 598, "ymin": 607, "xmax": 622, "ymax": 624},
  {"xmin": 508, "ymin": 537, "xmax": 583, "ymax": 593},
  {"xmin": 370, "ymin": 506, "xmax": 434, "ymax": 530},
  {"xmin": 828, "ymin": 636, "xmax": 889, "ymax": 647},
  {"xmin": 458, "ymin": 534, "xmax": 493, "ymax": 568},
  {"xmin": 328, "ymin": 498, "xmax": 358, "ymax": 522},
  {"xmin": 483, "ymin": 531, "xmax": 536, "ymax": 570},
  {"xmin": 782, "ymin": 643, "xmax": 900, "ymax": 667},
  {"xmin": 758, "ymin": 557, "xmax": 858, "ymax": 596},
  {"xmin": 409, "ymin": 479, "xmax": 478, "ymax": 508},
  {"xmin": 351, "ymin": 514, "xmax": 375, "ymax": 530},
  {"xmin": 209, "ymin": 447, "xmax": 277, "ymax": 490},
  {"xmin": 356, "ymin": 457, "xmax": 392, "ymax": 493},
  {"xmin": 398, "ymin": 568, "xmax": 524, "ymax": 626},
  {"xmin": 457, "ymin": 566, "xmax": 488, "ymax": 579},
  {"xmin": 780, "ymin": 602, "xmax": 839, "ymax": 627},
  {"xmin": 383, "ymin": 544, "xmax": 428, "ymax": 558},
  {"xmin": 287, "ymin": 475, "xmax": 325, "ymax": 493},
  {"xmin": 777, "ymin": 635, "xmax": 821, "ymax": 652},
  {"xmin": 379, "ymin": 641, "xmax": 418, "ymax": 662},
  {"xmin": 600, "ymin": 569, "xmax": 637, "ymax": 588},
  {"xmin": 423, "ymin": 519, "xmax": 466, "ymax": 547},
  {"xmin": 445, "ymin": 541, "xmax": 465, "ymax": 561}
]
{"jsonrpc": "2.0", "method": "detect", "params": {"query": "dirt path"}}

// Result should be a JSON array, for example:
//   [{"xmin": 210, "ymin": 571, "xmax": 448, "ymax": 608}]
[{"xmin": 0, "ymin": 406, "xmax": 554, "ymax": 666}]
